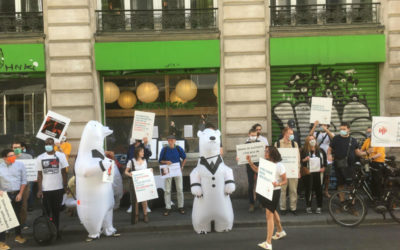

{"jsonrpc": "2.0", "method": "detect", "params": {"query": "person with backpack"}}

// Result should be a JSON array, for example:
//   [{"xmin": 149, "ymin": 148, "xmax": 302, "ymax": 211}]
[
  {"xmin": 274, "ymin": 127, "xmax": 300, "ymax": 215},
  {"xmin": 125, "ymin": 147, "xmax": 150, "ymax": 223},
  {"xmin": 308, "ymin": 121, "xmax": 334, "ymax": 198},
  {"xmin": 159, "ymin": 135, "xmax": 186, "ymax": 216}
]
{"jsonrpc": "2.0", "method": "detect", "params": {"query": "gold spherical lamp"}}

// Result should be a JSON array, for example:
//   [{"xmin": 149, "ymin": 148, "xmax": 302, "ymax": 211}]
[
  {"xmin": 176, "ymin": 79, "xmax": 197, "ymax": 101},
  {"xmin": 170, "ymin": 90, "xmax": 187, "ymax": 104},
  {"xmin": 104, "ymin": 81, "xmax": 120, "ymax": 103},
  {"xmin": 118, "ymin": 91, "xmax": 137, "ymax": 109},
  {"xmin": 213, "ymin": 81, "xmax": 218, "ymax": 98},
  {"xmin": 136, "ymin": 82, "xmax": 159, "ymax": 103}
]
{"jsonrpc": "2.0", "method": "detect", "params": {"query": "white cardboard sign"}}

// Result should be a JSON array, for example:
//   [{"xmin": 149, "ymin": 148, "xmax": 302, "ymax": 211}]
[
  {"xmin": 131, "ymin": 111, "xmax": 155, "ymax": 141},
  {"xmin": 371, "ymin": 116, "xmax": 400, "ymax": 147},
  {"xmin": 236, "ymin": 142, "xmax": 265, "ymax": 165},
  {"xmin": 0, "ymin": 193, "xmax": 20, "ymax": 233},
  {"xmin": 256, "ymin": 158, "xmax": 277, "ymax": 201},
  {"xmin": 17, "ymin": 159, "xmax": 37, "ymax": 182},
  {"xmin": 277, "ymin": 148, "xmax": 299, "ymax": 179},
  {"xmin": 159, "ymin": 163, "xmax": 182, "ymax": 179},
  {"xmin": 309, "ymin": 97, "xmax": 333, "ymax": 125},
  {"xmin": 132, "ymin": 169, "xmax": 158, "ymax": 202}
]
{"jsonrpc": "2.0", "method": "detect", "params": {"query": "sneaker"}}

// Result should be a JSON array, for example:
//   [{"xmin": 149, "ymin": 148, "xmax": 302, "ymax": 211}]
[
  {"xmin": 15, "ymin": 235, "xmax": 26, "ymax": 244},
  {"xmin": 126, "ymin": 205, "xmax": 132, "ymax": 213},
  {"xmin": 258, "ymin": 241, "xmax": 272, "ymax": 250},
  {"xmin": 0, "ymin": 242, "xmax": 10, "ymax": 250},
  {"xmin": 272, "ymin": 230, "xmax": 287, "ymax": 240},
  {"xmin": 316, "ymin": 207, "xmax": 322, "ymax": 214},
  {"xmin": 248, "ymin": 204, "xmax": 255, "ymax": 213},
  {"xmin": 306, "ymin": 207, "xmax": 312, "ymax": 214}
]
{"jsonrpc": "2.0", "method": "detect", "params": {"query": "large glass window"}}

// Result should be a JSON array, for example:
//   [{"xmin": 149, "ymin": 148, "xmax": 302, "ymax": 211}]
[
  {"xmin": 103, "ymin": 72, "xmax": 218, "ymax": 159},
  {"xmin": 0, "ymin": 77, "xmax": 46, "ymax": 154},
  {"xmin": 0, "ymin": 0, "xmax": 43, "ymax": 33}
]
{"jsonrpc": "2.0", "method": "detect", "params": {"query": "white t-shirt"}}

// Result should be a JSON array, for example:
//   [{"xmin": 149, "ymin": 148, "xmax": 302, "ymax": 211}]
[
  {"xmin": 127, "ymin": 159, "xmax": 147, "ymax": 171},
  {"xmin": 258, "ymin": 135, "xmax": 269, "ymax": 146},
  {"xmin": 37, "ymin": 151, "xmax": 69, "ymax": 191},
  {"xmin": 274, "ymin": 162, "xmax": 286, "ymax": 190},
  {"xmin": 314, "ymin": 131, "xmax": 333, "ymax": 154}
]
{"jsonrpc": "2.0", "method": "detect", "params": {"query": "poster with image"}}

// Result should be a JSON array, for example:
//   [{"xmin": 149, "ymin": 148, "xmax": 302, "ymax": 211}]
[
  {"xmin": 371, "ymin": 116, "xmax": 400, "ymax": 147},
  {"xmin": 159, "ymin": 163, "xmax": 182, "ymax": 179},
  {"xmin": 256, "ymin": 158, "xmax": 277, "ymax": 201},
  {"xmin": 132, "ymin": 169, "xmax": 158, "ymax": 202},
  {"xmin": 309, "ymin": 97, "xmax": 333, "ymax": 125},
  {"xmin": 131, "ymin": 111, "xmax": 155, "ymax": 141},
  {"xmin": 36, "ymin": 111, "xmax": 70, "ymax": 142}
]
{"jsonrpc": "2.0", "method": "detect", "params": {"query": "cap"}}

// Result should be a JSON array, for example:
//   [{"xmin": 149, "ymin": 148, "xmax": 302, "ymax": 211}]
[
  {"xmin": 167, "ymin": 135, "xmax": 176, "ymax": 140},
  {"xmin": 287, "ymin": 119, "xmax": 296, "ymax": 128}
]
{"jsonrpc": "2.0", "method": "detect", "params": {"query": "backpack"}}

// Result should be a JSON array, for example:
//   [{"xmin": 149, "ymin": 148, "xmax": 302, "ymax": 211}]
[{"xmin": 33, "ymin": 204, "xmax": 57, "ymax": 245}]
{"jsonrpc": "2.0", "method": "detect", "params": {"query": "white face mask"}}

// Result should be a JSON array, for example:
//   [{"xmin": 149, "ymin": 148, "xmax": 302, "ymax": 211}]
[
  {"xmin": 310, "ymin": 140, "xmax": 316, "ymax": 147},
  {"xmin": 249, "ymin": 136, "xmax": 257, "ymax": 141}
]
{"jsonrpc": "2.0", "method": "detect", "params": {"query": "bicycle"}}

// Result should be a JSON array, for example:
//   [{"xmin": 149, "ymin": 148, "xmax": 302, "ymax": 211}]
[{"xmin": 328, "ymin": 157, "xmax": 400, "ymax": 227}]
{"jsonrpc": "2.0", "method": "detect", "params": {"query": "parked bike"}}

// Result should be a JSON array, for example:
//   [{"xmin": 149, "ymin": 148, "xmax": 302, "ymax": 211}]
[{"xmin": 328, "ymin": 157, "xmax": 400, "ymax": 227}]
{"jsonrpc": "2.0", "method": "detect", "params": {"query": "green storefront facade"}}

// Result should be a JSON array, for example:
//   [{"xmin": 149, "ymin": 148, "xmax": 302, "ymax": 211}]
[{"xmin": 269, "ymin": 34, "xmax": 386, "ymax": 144}]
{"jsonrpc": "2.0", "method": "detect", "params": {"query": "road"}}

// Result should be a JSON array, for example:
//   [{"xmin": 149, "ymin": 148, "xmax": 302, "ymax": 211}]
[{"xmin": 13, "ymin": 223, "xmax": 400, "ymax": 250}]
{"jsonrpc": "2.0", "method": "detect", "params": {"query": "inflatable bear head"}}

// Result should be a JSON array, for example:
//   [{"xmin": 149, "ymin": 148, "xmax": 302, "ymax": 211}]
[
  {"xmin": 77, "ymin": 120, "xmax": 113, "ymax": 154},
  {"xmin": 197, "ymin": 128, "xmax": 221, "ymax": 159}
]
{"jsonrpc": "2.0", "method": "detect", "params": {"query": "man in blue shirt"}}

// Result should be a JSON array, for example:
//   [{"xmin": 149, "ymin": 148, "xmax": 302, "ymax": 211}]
[
  {"xmin": 0, "ymin": 149, "xmax": 27, "ymax": 249},
  {"xmin": 159, "ymin": 135, "xmax": 186, "ymax": 216}
]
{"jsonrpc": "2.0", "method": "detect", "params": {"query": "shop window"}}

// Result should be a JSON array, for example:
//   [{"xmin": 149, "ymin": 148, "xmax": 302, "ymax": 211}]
[
  {"xmin": 0, "ymin": 77, "xmax": 46, "ymax": 153},
  {"xmin": 103, "ymin": 72, "xmax": 219, "ymax": 159}
]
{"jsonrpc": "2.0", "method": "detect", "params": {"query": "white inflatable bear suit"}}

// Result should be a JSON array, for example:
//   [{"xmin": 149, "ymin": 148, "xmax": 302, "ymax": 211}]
[
  {"xmin": 75, "ymin": 121, "xmax": 117, "ymax": 239},
  {"xmin": 190, "ymin": 128, "xmax": 235, "ymax": 234}
]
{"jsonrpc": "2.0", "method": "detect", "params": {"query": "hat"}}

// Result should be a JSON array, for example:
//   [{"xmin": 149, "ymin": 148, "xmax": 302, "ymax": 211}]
[
  {"xmin": 167, "ymin": 135, "xmax": 176, "ymax": 140},
  {"xmin": 287, "ymin": 119, "xmax": 296, "ymax": 128}
]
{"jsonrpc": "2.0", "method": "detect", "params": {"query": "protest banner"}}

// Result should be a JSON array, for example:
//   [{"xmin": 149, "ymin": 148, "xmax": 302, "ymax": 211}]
[
  {"xmin": 16, "ymin": 159, "xmax": 37, "ymax": 182},
  {"xmin": 277, "ymin": 148, "xmax": 299, "ymax": 178},
  {"xmin": 236, "ymin": 142, "xmax": 265, "ymax": 165},
  {"xmin": 131, "ymin": 111, "xmax": 155, "ymax": 141},
  {"xmin": 132, "ymin": 169, "xmax": 158, "ymax": 203},
  {"xmin": 309, "ymin": 157, "xmax": 321, "ymax": 173},
  {"xmin": 309, "ymin": 97, "xmax": 333, "ymax": 125},
  {"xmin": 371, "ymin": 116, "xmax": 400, "ymax": 147},
  {"xmin": 0, "ymin": 193, "xmax": 20, "ymax": 233},
  {"xmin": 256, "ymin": 158, "xmax": 277, "ymax": 201},
  {"xmin": 159, "ymin": 163, "xmax": 182, "ymax": 179},
  {"xmin": 36, "ymin": 111, "xmax": 70, "ymax": 142}
]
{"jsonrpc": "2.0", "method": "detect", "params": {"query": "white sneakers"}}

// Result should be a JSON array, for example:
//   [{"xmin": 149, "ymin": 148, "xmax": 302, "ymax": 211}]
[
  {"xmin": 272, "ymin": 230, "xmax": 287, "ymax": 240},
  {"xmin": 258, "ymin": 241, "xmax": 272, "ymax": 250},
  {"xmin": 126, "ymin": 205, "xmax": 132, "ymax": 213}
]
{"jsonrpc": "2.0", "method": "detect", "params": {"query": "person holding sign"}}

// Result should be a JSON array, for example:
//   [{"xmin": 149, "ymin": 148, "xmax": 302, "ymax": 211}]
[
  {"xmin": 247, "ymin": 146, "xmax": 287, "ymax": 250},
  {"xmin": 159, "ymin": 135, "xmax": 187, "ymax": 216},
  {"xmin": 125, "ymin": 147, "xmax": 150, "ymax": 224},
  {"xmin": 300, "ymin": 136, "xmax": 327, "ymax": 214},
  {"xmin": 0, "ymin": 149, "xmax": 28, "ymax": 248}
]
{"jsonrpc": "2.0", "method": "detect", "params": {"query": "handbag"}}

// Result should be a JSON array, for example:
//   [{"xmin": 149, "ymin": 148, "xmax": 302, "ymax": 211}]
[{"xmin": 335, "ymin": 138, "xmax": 352, "ymax": 169}]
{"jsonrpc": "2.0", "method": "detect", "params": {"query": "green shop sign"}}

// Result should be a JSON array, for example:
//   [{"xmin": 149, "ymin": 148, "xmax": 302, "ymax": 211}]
[
  {"xmin": 95, "ymin": 40, "xmax": 220, "ymax": 71},
  {"xmin": 135, "ymin": 101, "xmax": 197, "ymax": 110},
  {"xmin": 0, "ymin": 43, "xmax": 45, "ymax": 73}
]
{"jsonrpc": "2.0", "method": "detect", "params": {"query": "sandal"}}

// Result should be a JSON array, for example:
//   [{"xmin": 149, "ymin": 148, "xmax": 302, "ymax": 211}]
[
  {"xmin": 163, "ymin": 209, "xmax": 171, "ymax": 216},
  {"xmin": 178, "ymin": 208, "xmax": 185, "ymax": 215}
]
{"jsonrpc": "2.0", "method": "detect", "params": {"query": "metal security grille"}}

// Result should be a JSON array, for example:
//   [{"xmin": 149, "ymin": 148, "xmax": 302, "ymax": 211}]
[{"xmin": 270, "ymin": 63, "xmax": 379, "ymax": 146}]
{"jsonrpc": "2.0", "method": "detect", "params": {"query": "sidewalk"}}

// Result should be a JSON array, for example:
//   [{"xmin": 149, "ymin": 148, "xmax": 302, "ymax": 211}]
[{"xmin": 22, "ymin": 197, "xmax": 394, "ymax": 236}]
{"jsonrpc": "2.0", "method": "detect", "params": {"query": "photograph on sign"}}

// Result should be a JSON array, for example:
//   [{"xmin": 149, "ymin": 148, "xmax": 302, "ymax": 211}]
[
  {"xmin": 17, "ymin": 159, "xmax": 37, "ymax": 182},
  {"xmin": 256, "ymin": 158, "xmax": 277, "ymax": 201},
  {"xmin": 157, "ymin": 140, "xmax": 185, "ymax": 160},
  {"xmin": 0, "ymin": 193, "xmax": 20, "ymax": 233},
  {"xmin": 309, "ymin": 97, "xmax": 333, "ymax": 125},
  {"xmin": 36, "ymin": 111, "xmax": 71, "ymax": 142},
  {"xmin": 159, "ymin": 163, "xmax": 182, "ymax": 179},
  {"xmin": 236, "ymin": 142, "xmax": 265, "ymax": 165},
  {"xmin": 309, "ymin": 157, "xmax": 321, "ymax": 173},
  {"xmin": 371, "ymin": 116, "xmax": 400, "ymax": 147},
  {"xmin": 131, "ymin": 111, "xmax": 155, "ymax": 141},
  {"xmin": 132, "ymin": 169, "xmax": 158, "ymax": 203},
  {"xmin": 277, "ymin": 148, "xmax": 299, "ymax": 178}
]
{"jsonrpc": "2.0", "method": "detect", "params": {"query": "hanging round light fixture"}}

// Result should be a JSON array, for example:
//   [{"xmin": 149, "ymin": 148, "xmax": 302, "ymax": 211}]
[
  {"xmin": 118, "ymin": 91, "xmax": 137, "ymax": 109},
  {"xmin": 170, "ymin": 90, "xmax": 187, "ymax": 104},
  {"xmin": 103, "ymin": 81, "xmax": 120, "ymax": 103},
  {"xmin": 136, "ymin": 82, "xmax": 159, "ymax": 103},
  {"xmin": 175, "ymin": 79, "xmax": 197, "ymax": 101}
]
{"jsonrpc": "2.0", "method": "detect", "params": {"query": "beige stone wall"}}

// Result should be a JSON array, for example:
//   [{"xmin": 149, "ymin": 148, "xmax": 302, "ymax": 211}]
[
  {"xmin": 380, "ymin": 0, "xmax": 400, "ymax": 156},
  {"xmin": 220, "ymin": 0, "xmax": 270, "ymax": 152},
  {"xmin": 43, "ymin": 0, "xmax": 101, "ymax": 158}
]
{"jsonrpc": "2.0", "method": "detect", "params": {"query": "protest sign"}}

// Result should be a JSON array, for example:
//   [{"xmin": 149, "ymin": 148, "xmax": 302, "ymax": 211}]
[
  {"xmin": 256, "ymin": 158, "xmax": 277, "ymax": 201},
  {"xmin": 236, "ymin": 142, "xmax": 265, "ymax": 165},
  {"xmin": 131, "ymin": 111, "xmax": 155, "ymax": 141},
  {"xmin": 102, "ymin": 161, "xmax": 115, "ymax": 183},
  {"xmin": 132, "ymin": 169, "xmax": 158, "ymax": 202},
  {"xmin": 36, "ymin": 111, "xmax": 70, "ymax": 142},
  {"xmin": 309, "ymin": 157, "xmax": 321, "ymax": 173},
  {"xmin": 277, "ymin": 148, "xmax": 299, "ymax": 178},
  {"xmin": 159, "ymin": 163, "xmax": 182, "ymax": 179},
  {"xmin": 0, "ymin": 193, "xmax": 20, "ymax": 233},
  {"xmin": 309, "ymin": 97, "xmax": 333, "ymax": 125},
  {"xmin": 371, "ymin": 116, "xmax": 400, "ymax": 147},
  {"xmin": 17, "ymin": 159, "xmax": 37, "ymax": 182}
]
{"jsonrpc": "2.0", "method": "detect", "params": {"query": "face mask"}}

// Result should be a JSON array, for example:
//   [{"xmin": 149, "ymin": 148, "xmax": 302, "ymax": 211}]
[
  {"xmin": 45, "ymin": 145, "xmax": 54, "ymax": 152},
  {"xmin": 249, "ymin": 136, "xmax": 257, "ymax": 141},
  {"xmin": 309, "ymin": 140, "xmax": 316, "ymax": 147},
  {"xmin": 289, "ymin": 134, "xmax": 295, "ymax": 141},
  {"xmin": 7, "ymin": 156, "xmax": 16, "ymax": 164},
  {"xmin": 340, "ymin": 130, "xmax": 348, "ymax": 136},
  {"xmin": 14, "ymin": 148, "xmax": 22, "ymax": 155}
]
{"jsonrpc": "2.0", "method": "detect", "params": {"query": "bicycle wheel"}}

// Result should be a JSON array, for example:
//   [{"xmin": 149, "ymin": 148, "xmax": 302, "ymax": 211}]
[
  {"xmin": 328, "ymin": 191, "xmax": 367, "ymax": 227},
  {"xmin": 388, "ymin": 193, "xmax": 400, "ymax": 223}
]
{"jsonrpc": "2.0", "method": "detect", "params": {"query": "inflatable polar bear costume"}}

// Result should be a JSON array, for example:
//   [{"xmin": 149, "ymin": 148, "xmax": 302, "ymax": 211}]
[
  {"xmin": 190, "ymin": 128, "xmax": 235, "ymax": 234},
  {"xmin": 75, "ymin": 121, "xmax": 117, "ymax": 239}
]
